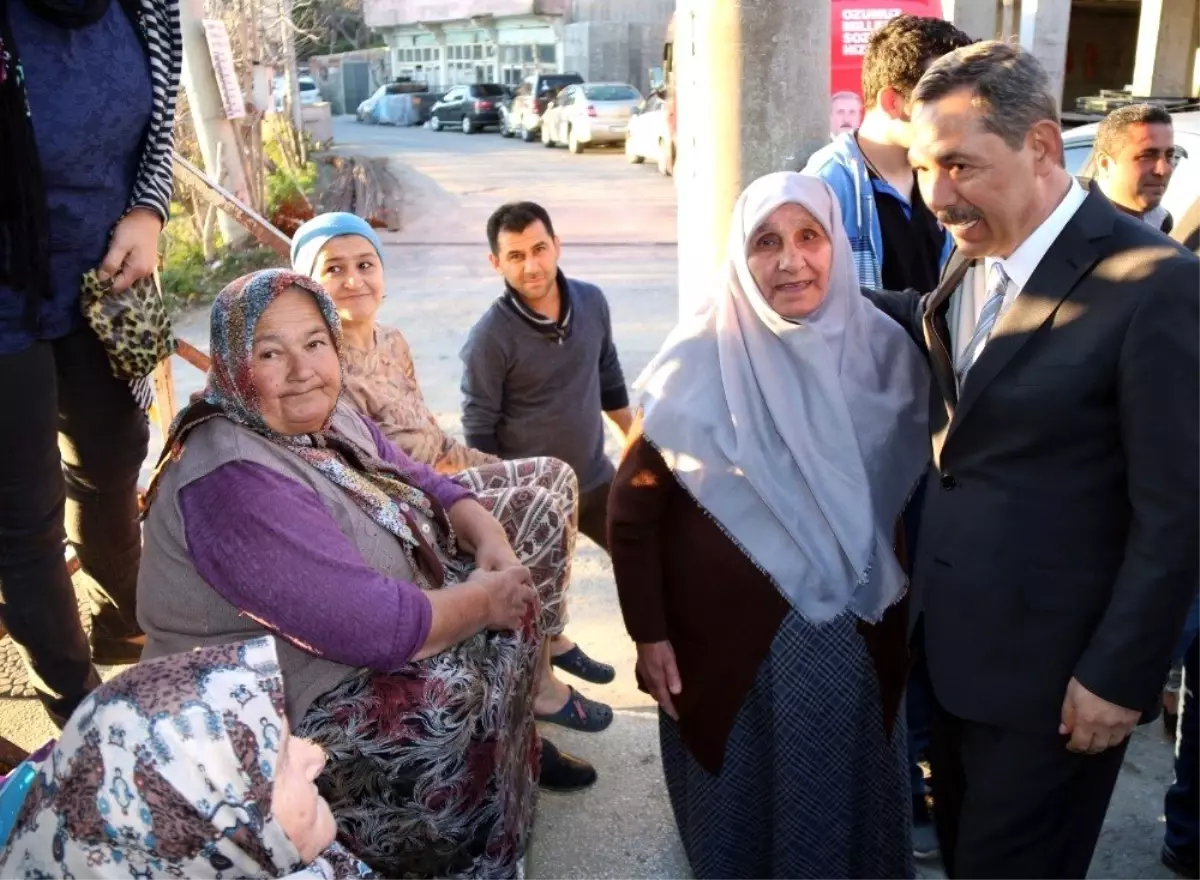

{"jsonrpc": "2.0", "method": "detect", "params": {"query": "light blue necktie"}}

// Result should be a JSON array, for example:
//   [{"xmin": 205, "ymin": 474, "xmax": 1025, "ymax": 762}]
[{"xmin": 956, "ymin": 263, "xmax": 1009, "ymax": 383}]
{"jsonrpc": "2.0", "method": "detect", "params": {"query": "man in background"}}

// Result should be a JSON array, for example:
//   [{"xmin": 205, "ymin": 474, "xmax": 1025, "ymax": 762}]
[
  {"xmin": 830, "ymin": 90, "xmax": 864, "ymax": 136},
  {"xmin": 461, "ymin": 201, "xmax": 632, "ymax": 551},
  {"xmin": 1088, "ymin": 103, "xmax": 1177, "ymax": 234},
  {"xmin": 805, "ymin": 14, "xmax": 973, "ymax": 290}
]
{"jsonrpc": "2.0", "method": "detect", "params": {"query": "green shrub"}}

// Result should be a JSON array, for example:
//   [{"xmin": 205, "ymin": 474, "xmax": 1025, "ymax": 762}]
[{"xmin": 160, "ymin": 125, "xmax": 315, "ymax": 316}]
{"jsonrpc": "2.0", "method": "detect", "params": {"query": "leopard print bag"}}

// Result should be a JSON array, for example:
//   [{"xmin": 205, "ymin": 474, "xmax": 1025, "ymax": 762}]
[{"xmin": 80, "ymin": 269, "xmax": 177, "ymax": 382}]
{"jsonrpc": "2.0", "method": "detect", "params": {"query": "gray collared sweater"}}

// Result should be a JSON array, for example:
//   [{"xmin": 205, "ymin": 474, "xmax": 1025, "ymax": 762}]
[{"xmin": 459, "ymin": 275, "xmax": 628, "ymax": 492}]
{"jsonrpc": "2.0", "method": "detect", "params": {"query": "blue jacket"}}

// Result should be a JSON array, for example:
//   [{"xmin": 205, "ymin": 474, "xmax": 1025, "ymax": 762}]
[{"xmin": 802, "ymin": 132, "xmax": 954, "ymax": 289}]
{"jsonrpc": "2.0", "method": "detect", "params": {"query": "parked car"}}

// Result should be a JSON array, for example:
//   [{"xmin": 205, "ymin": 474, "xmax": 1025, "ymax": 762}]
[
  {"xmin": 504, "ymin": 72, "xmax": 585, "ymax": 141},
  {"xmin": 541, "ymin": 83, "xmax": 643, "ymax": 154},
  {"xmin": 429, "ymin": 84, "xmax": 507, "ymax": 133},
  {"xmin": 624, "ymin": 91, "xmax": 674, "ymax": 174},
  {"xmin": 1062, "ymin": 109, "xmax": 1199, "ymax": 225},
  {"xmin": 357, "ymin": 82, "xmax": 442, "ymax": 126},
  {"xmin": 274, "ymin": 75, "xmax": 321, "ymax": 112}
]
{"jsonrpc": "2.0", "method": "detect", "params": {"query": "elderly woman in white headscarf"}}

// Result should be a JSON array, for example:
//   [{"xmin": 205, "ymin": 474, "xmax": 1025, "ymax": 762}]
[{"xmin": 608, "ymin": 172, "xmax": 931, "ymax": 879}]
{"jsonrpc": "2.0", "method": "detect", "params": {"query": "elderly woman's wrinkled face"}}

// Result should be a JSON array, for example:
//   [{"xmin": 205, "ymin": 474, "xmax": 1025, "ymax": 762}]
[
  {"xmin": 251, "ymin": 286, "xmax": 341, "ymax": 435},
  {"xmin": 312, "ymin": 234, "xmax": 385, "ymax": 331},
  {"xmin": 746, "ymin": 202, "xmax": 833, "ymax": 319},
  {"xmin": 273, "ymin": 728, "xmax": 337, "ymax": 863}
]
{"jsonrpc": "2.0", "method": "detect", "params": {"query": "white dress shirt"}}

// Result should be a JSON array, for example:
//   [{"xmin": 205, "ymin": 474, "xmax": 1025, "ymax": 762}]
[{"xmin": 951, "ymin": 179, "xmax": 1089, "ymax": 365}]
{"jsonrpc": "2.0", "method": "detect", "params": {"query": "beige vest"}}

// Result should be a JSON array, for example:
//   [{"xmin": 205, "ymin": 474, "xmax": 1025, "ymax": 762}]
[{"xmin": 138, "ymin": 400, "xmax": 430, "ymax": 726}]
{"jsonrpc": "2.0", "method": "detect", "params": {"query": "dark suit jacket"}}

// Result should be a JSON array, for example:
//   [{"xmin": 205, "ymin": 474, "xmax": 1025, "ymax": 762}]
[
  {"xmin": 1173, "ymin": 196, "xmax": 1199, "ymax": 254},
  {"xmin": 868, "ymin": 187, "xmax": 1199, "ymax": 733}
]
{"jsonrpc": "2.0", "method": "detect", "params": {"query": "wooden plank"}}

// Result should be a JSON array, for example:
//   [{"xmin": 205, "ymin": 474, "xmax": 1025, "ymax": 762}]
[
  {"xmin": 0, "ymin": 736, "xmax": 30, "ymax": 774},
  {"xmin": 151, "ymin": 358, "xmax": 179, "ymax": 438},
  {"xmin": 176, "ymin": 339, "xmax": 211, "ymax": 373},
  {"xmin": 172, "ymin": 152, "xmax": 292, "ymax": 259}
]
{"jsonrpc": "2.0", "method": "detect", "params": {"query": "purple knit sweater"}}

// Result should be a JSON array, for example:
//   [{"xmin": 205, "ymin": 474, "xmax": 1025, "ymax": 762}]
[{"xmin": 178, "ymin": 416, "xmax": 472, "ymax": 671}]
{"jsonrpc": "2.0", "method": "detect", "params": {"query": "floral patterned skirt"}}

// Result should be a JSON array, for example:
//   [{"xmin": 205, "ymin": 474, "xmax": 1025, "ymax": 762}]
[{"xmin": 297, "ymin": 457, "xmax": 578, "ymax": 879}]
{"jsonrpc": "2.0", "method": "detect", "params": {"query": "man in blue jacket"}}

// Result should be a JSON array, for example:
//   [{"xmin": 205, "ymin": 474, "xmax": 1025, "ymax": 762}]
[
  {"xmin": 804, "ymin": 14, "xmax": 972, "ymax": 291},
  {"xmin": 803, "ymin": 13, "xmax": 974, "ymax": 863}
]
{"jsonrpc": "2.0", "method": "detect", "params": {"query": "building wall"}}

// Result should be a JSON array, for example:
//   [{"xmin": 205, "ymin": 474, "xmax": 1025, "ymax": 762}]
[
  {"xmin": 366, "ymin": 0, "xmax": 566, "ymax": 29},
  {"xmin": 562, "ymin": 19, "xmax": 666, "ymax": 92},
  {"xmin": 1064, "ymin": 1, "xmax": 1140, "ymax": 106},
  {"xmin": 382, "ymin": 16, "xmax": 558, "ymax": 86},
  {"xmin": 565, "ymin": 0, "xmax": 674, "ymax": 25},
  {"xmin": 369, "ymin": 0, "xmax": 673, "ymax": 90}
]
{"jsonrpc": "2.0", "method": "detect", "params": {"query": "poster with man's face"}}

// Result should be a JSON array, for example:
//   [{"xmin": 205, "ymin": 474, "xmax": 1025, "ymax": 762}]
[
  {"xmin": 830, "ymin": 91, "xmax": 864, "ymax": 135},
  {"xmin": 830, "ymin": 0, "xmax": 943, "ymax": 137}
]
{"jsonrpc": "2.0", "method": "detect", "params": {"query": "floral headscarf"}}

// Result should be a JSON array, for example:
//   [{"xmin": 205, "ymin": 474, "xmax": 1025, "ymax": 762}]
[
  {"xmin": 144, "ymin": 269, "xmax": 450, "ymax": 584},
  {"xmin": 0, "ymin": 637, "xmax": 375, "ymax": 879}
]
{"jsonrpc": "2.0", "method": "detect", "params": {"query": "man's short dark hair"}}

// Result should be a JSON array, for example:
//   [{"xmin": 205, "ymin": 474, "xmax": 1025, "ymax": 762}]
[
  {"xmin": 487, "ymin": 201, "xmax": 557, "ymax": 255},
  {"xmin": 861, "ymin": 14, "xmax": 975, "ymax": 108},
  {"xmin": 1094, "ymin": 103, "xmax": 1174, "ymax": 159},
  {"xmin": 913, "ymin": 41, "xmax": 1060, "ymax": 150}
]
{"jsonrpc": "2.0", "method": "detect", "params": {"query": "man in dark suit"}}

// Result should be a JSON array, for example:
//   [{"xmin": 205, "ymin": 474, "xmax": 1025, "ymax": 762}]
[{"xmin": 867, "ymin": 41, "xmax": 1199, "ymax": 878}]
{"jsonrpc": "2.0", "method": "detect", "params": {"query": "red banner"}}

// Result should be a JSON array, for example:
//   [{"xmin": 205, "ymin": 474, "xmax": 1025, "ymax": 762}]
[{"xmin": 829, "ymin": 0, "xmax": 945, "ymax": 135}]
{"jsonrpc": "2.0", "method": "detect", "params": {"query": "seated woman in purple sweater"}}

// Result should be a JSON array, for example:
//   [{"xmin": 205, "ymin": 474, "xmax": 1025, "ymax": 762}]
[{"xmin": 136, "ymin": 270, "xmax": 592, "ymax": 879}]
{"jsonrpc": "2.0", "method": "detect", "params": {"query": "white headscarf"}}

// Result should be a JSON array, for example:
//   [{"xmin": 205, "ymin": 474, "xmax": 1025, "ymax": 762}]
[{"xmin": 636, "ymin": 172, "xmax": 930, "ymax": 624}]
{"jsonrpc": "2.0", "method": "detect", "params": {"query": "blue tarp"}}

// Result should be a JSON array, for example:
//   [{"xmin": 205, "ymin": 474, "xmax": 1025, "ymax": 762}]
[{"xmin": 362, "ymin": 93, "xmax": 433, "ymax": 126}]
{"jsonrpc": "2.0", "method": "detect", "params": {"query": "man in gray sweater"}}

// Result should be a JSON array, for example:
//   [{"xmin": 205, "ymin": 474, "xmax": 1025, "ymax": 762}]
[{"xmin": 461, "ymin": 201, "xmax": 633, "ymax": 551}]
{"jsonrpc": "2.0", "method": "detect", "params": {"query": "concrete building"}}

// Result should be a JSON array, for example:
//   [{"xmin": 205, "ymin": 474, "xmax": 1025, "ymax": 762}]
[
  {"xmin": 361, "ymin": 0, "xmax": 674, "ymax": 94},
  {"xmin": 941, "ymin": 0, "xmax": 1198, "ymax": 111}
]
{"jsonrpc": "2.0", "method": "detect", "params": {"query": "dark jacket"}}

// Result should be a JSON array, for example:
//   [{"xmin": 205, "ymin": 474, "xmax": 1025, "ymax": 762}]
[{"xmin": 865, "ymin": 187, "xmax": 1199, "ymax": 732}]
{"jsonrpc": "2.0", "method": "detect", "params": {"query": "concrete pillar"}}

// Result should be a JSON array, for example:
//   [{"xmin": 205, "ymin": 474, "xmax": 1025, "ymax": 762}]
[
  {"xmin": 941, "ymin": 0, "xmax": 1000, "ymax": 40},
  {"xmin": 1131, "ymin": 0, "xmax": 1200, "ymax": 96},
  {"xmin": 674, "ymin": 0, "xmax": 831, "ymax": 319},
  {"xmin": 1018, "ymin": 0, "xmax": 1071, "ymax": 110}
]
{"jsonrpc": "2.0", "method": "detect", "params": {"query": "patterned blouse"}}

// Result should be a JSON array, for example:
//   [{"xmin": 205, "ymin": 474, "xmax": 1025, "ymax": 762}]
[{"xmin": 341, "ymin": 324, "xmax": 498, "ymax": 475}]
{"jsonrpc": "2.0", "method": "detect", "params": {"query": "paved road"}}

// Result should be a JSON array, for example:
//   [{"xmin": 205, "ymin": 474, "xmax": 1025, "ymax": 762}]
[{"xmin": 0, "ymin": 115, "xmax": 1183, "ymax": 880}]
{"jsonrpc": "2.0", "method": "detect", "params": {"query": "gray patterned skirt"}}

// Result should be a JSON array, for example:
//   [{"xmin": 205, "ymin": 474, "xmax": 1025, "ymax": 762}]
[{"xmin": 661, "ymin": 608, "xmax": 913, "ymax": 879}]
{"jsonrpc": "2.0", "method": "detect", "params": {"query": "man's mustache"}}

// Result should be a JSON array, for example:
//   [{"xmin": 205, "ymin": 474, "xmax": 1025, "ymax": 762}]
[{"xmin": 937, "ymin": 206, "xmax": 984, "ymax": 226}]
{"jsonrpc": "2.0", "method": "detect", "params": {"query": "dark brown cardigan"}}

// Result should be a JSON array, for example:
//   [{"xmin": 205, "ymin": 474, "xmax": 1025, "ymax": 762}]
[{"xmin": 608, "ymin": 417, "xmax": 910, "ymax": 775}]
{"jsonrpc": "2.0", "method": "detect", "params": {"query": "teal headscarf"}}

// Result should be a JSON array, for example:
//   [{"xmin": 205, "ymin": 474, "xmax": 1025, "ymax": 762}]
[{"xmin": 291, "ymin": 213, "xmax": 385, "ymax": 277}]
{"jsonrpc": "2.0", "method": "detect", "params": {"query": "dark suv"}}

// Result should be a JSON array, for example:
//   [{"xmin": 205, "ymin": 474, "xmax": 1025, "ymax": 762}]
[
  {"xmin": 429, "ymin": 84, "xmax": 507, "ymax": 134},
  {"xmin": 503, "ymin": 72, "xmax": 584, "ymax": 141}
]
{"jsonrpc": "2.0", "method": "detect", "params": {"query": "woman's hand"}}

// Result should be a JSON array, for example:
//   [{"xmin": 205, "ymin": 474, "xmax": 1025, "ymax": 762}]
[
  {"xmin": 474, "ymin": 535, "xmax": 523, "ymax": 574},
  {"xmin": 468, "ymin": 565, "xmax": 536, "ymax": 630},
  {"xmin": 100, "ymin": 207, "xmax": 163, "ymax": 293},
  {"xmin": 637, "ymin": 640, "xmax": 682, "ymax": 720}
]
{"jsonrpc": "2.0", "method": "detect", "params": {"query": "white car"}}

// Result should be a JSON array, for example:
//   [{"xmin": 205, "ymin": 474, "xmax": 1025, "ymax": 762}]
[
  {"xmin": 541, "ymin": 83, "xmax": 643, "ymax": 153},
  {"xmin": 274, "ymin": 75, "xmax": 321, "ymax": 111},
  {"xmin": 1062, "ymin": 110, "xmax": 1199, "ymax": 224},
  {"xmin": 624, "ymin": 93, "xmax": 674, "ymax": 175}
]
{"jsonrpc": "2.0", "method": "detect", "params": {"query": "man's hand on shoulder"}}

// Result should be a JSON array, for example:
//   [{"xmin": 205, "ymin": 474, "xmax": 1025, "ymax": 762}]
[{"xmin": 1059, "ymin": 677, "xmax": 1140, "ymax": 754}]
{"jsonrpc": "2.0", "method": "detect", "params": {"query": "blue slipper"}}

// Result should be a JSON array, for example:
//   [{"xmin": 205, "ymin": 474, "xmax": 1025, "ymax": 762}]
[
  {"xmin": 535, "ymin": 686, "xmax": 614, "ymax": 733},
  {"xmin": 551, "ymin": 645, "xmax": 616, "ymax": 684}
]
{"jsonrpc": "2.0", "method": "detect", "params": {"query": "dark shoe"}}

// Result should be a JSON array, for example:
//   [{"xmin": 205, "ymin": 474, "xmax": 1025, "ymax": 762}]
[
  {"xmin": 1164, "ymin": 708, "xmax": 1180, "ymax": 740},
  {"xmin": 1163, "ymin": 844, "xmax": 1200, "ymax": 879},
  {"xmin": 551, "ymin": 644, "xmax": 616, "ymax": 684},
  {"xmin": 912, "ymin": 819, "xmax": 940, "ymax": 861},
  {"xmin": 91, "ymin": 632, "xmax": 145, "ymax": 666},
  {"xmin": 538, "ymin": 737, "xmax": 597, "ymax": 792},
  {"xmin": 535, "ymin": 686, "xmax": 614, "ymax": 733},
  {"xmin": 39, "ymin": 664, "xmax": 102, "ymax": 730}
]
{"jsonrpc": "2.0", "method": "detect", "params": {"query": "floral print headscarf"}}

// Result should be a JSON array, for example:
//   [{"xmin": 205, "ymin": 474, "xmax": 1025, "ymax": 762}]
[
  {"xmin": 144, "ymin": 269, "xmax": 451, "ymax": 584},
  {"xmin": 0, "ymin": 637, "xmax": 375, "ymax": 880}
]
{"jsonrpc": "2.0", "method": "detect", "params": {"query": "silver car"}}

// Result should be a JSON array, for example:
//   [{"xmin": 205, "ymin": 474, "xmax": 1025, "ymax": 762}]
[{"xmin": 542, "ymin": 83, "xmax": 643, "ymax": 153}]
